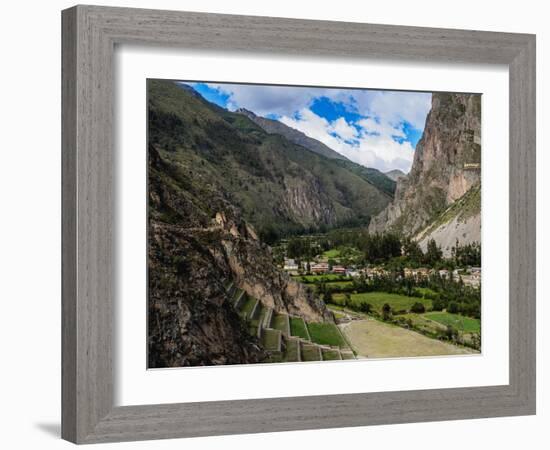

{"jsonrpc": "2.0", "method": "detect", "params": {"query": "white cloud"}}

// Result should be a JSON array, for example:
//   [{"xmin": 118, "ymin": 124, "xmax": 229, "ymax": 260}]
[
  {"xmin": 346, "ymin": 90, "xmax": 431, "ymax": 130},
  {"xmin": 201, "ymin": 83, "xmax": 431, "ymax": 172},
  {"xmin": 330, "ymin": 117, "xmax": 359, "ymax": 141},
  {"xmin": 356, "ymin": 117, "xmax": 405, "ymax": 139},
  {"xmin": 205, "ymin": 83, "xmax": 343, "ymax": 117},
  {"xmin": 280, "ymin": 109, "xmax": 416, "ymax": 173}
]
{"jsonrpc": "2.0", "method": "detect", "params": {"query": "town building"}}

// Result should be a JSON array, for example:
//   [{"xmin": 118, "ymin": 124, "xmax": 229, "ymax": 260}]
[
  {"xmin": 283, "ymin": 258, "xmax": 299, "ymax": 272},
  {"xmin": 311, "ymin": 262, "xmax": 329, "ymax": 274}
]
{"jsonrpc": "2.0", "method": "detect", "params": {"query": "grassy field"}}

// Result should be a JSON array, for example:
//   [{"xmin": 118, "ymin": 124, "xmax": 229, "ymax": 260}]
[
  {"xmin": 284, "ymin": 339, "xmax": 300, "ymax": 362},
  {"xmin": 301, "ymin": 344, "xmax": 322, "ymax": 361},
  {"xmin": 322, "ymin": 349, "xmax": 341, "ymax": 361},
  {"xmin": 248, "ymin": 304, "xmax": 267, "ymax": 336},
  {"xmin": 424, "ymin": 312, "xmax": 481, "ymax": 333},
  {"xmin": 261, "ymin": 329, "xmax": 281, "ymax": 351},
  {"xmin": 293, "ymin": 274, "xmax": 348, "ymax": 283},
  {"xmin": 340, "ymin": 319, "xmax": 476, "ymax": 358},
  {"xmin": 325, "ymin": 281, "xmax": 354, "ymax": 289},
  {"xmin": 332, "ymin": 291, "xmax": 432, "ymax": 313},
  {"xmin": 415, "ymin": 287, "xmax": 439, "ymax": 298},
  {"xmin": 323, "ymin": 249, "xmax": 341, "ymax": 259},
  {"xmin": 239, "ymin": 295, "xmax": 257, "ymax": 319},
  {"xmin": 289, "ymin": 317, "xmax": 309, "ymax": 339},
  {"xmin": 272, "ymin": 313, "xmax": 290, "ymax": 335},
  {"xmin": 307, "ymin": 322, "xmax": 347, "ymax": 347}
]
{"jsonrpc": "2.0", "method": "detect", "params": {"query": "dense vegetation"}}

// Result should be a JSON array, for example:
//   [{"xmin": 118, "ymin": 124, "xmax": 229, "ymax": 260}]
[{"xmin": 279, "ymin": 228, "xmax": 480, "ymax": 269}]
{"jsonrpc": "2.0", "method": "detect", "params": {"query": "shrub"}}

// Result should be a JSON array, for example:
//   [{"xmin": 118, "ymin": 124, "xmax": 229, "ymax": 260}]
[
  {"xmin": 359, "ymin": 302, "xmax": 372, "ymax": 314},
  {"xmin": 410, "ymin": 302, "xmax": 426, "ymax": 314},
  {"xmin": 382, "ymin": 303, "xmax": 392, "ymax": 321}
]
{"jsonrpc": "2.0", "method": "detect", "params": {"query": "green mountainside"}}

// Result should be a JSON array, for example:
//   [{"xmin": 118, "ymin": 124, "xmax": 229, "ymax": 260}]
[
  {"xmin": 148, "ymin": 80, "xmax": 392, "ymax": 242},
  {"xmin": 235, "ymin": 107, "xmax": 397, "ymax": 196}
]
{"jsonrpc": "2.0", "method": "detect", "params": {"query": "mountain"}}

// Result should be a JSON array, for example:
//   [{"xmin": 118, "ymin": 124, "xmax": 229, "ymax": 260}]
[
  {"xmin": 149, "ymin": 81, "xmax": 392, "ymax": 241},
  {"xmin": 235, "ymin": 107, "xmax": 348, "ymax": 161},
  {"xmin": 385, "ymin": 169, "xmax": 406, "ymax": 181},
  {"xmin": 235, "ymin": 107, "xmax": 397, "ymax": 197},
  {"xmin": 147, "ymin": 79, "xmax": 393, "ymax": 367},
  {"xmin": 369, "ymin": 93, "xmax": 481, "ymax": 255}
]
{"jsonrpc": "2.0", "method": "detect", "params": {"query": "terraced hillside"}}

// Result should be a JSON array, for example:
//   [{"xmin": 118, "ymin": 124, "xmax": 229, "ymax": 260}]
[{"xmin": 226, "ymin": 282, "xmax": 356, "ymax": 363}]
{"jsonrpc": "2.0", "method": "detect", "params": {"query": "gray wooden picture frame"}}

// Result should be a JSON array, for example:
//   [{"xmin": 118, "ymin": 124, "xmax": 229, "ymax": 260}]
[{"xmin": 61, "ymin": 4, "xmax": 536, "ymax": 444}]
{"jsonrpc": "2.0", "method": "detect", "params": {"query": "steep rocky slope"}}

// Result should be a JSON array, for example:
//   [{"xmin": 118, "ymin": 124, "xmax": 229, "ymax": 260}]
[
  {"xmin": 369, "ymin": 93, "xmax": 481, "ymax": 246},
  {"xmin": 415, "ymin": 184, "xmax": 481, "ymax": 256},
  {"xmin": 148, "ymin": 143, "xmax": 332, "ymax": 367}
]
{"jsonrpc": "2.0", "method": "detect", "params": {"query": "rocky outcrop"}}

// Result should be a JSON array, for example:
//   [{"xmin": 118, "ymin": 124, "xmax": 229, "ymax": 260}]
[
  {"xmin": 415, "ymin": 184, "xmax": 481, "ymax": 257},
  {"xmin": 369, "ymin": 93, "xmax": 481, "ymax": 241}
]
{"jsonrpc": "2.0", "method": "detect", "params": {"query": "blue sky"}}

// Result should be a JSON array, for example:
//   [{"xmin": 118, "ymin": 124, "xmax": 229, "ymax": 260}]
[{"xmin": 186, "ymin": 82, "xmax": 431, "ymax": 173}]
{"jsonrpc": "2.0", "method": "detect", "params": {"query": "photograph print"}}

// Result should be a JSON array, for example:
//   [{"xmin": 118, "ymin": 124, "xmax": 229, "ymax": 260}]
[{"xmin": 147, "ymin": 79, "xmax": 482, "ymax": 368}]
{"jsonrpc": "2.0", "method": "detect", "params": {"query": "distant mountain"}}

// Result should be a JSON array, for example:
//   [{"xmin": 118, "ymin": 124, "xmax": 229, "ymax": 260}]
[
  {"xmin": 235, "ymin": 107, "xmax": 397, "ymax": 197},
  {"xmin": 235, "ymin": 107, "xmax": 348, "ymax": 161},
  {"xmin": 369, "ymin": 92, "xmax": 481, "ymax": 256},
  {"xmin": 385, "ymin": 169, "xmax": 406, "ymax": 182}
]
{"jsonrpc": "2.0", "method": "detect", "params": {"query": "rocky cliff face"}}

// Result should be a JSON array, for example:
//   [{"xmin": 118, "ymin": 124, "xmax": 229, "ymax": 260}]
[
  {"xmin": 369, "ymin": 93, "xmax": 481, "ymax": 242},
  {"xmin": 148, "ymin": 142, "xmax": 332, "ymax": 368},
  {"xmin": 415, "ymin": 184, "xmax": 481, "ymax": 257}
]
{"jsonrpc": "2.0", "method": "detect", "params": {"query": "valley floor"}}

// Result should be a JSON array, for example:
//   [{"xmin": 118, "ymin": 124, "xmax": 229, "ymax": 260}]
[{"xmin": 339, "ymin": 318, "xmax": 477, "ymax": 359}]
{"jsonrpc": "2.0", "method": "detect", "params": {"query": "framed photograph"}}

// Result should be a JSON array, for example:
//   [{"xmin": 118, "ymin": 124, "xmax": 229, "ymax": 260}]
[{"xmin": 62, "ymin": 5, "xmax": 536, "ymax": 444}]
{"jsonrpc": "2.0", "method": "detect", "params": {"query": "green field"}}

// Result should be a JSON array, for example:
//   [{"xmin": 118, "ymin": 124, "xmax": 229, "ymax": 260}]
[
  {"xmin": 323, "ymin": 249, "xmax": 341, "ymax": 259},
  {"xmin": 325, "ymin": 281, "xmax": 354, "ymax": 289},
  {"xmin": 301, "ymin": 344, "xmax": 322, "ymax": 361},
  {"xmin": 239, "ymin": 295, "xmax": 257, "ymax": 319},
  {"xmin": 261, "ymin": 329, "xmax": 281, "ymax": 351},
  {"xmin": 289, "ymin": 317, "xmax": 309, "ymax": 339},
  {"xmin": 424, "ymin": 312, "xmax": 481, "ymax": 333},
  {"xmin": 293, "ymin": 274, "xmax": 348, "ymax": 283},
  {"xmin": 333, "ymin": 291, "xmax": 432, "ymax": 314},
  {"xmin": 415, "ymin": 287, "xmax": 439, "ymax": 298},
  {"xmin": 322, "ymin": 349, "xmax": 341, "ymax": 361},
  {"xmin": 307, "ymin": 322, "xmax": 347, "ymax": 347},
  {"xmin": 272, "ymin": 313, "xmax": 290, "ymax": 335},
  {"xmin": 248, "ymin": 304, "xmax": 267, "ymax": 336}
]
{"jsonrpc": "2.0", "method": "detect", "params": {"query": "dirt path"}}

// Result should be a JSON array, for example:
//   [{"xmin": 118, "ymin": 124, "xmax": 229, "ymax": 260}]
[{"xmin": 339, "ymin": 318, "xmax": 477, "ymax": 359}]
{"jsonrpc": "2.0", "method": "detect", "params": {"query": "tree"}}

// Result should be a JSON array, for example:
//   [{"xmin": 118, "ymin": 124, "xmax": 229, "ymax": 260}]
[
  {"xmin": 424, "ymin": 238, "xmax": 443, "ymax": 266},
  {"xmin": 344, "ymin": 293, "xmax": 351, "ymax": 307},
  {"xmin": 447, "ymin": 301, "xmax": 459, "ymax": 314},
  {"xmin": 410, "ymin": 302, "xmax": 426, "ymax": 314},
  {"xmin": 445, "ymin": 325, "xmax": 459, "ymax": 342},
  {"xmin": 323, "ymin": 290, "xmax": 333, "ymax": 304},
  {"xmin": 402, "ymin": 237, "xmax": 423, "ymax": 264},
  {"xmin": 359, "ymin": 302, "xmax": 372, "ymax": 314},
  {"xmin": 382, "ymin": 303, "xmax": 392, "ymax": 321}
]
